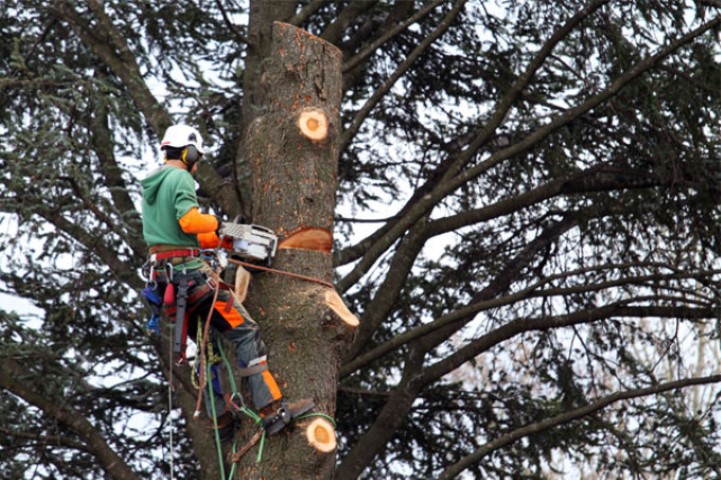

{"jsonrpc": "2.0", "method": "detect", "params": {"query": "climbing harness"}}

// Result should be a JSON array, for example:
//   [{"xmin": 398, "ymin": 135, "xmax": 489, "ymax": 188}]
[
  {"xmin": 141, "ymin": 249, "xmax": 215, "ymax": 364},
  {"xmin": 140, "ymin": 245, "xmax": 337, "ymax": 476}
]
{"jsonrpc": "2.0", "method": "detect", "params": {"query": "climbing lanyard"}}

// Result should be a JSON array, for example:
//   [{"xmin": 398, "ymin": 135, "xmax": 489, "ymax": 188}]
[
  {"xmin": 227, "ymin": 257, "xmax": 334, "ymax": 288},
  {"xmin": 168, "ymin": 328, "xmax": 175, "ymax": 480}
]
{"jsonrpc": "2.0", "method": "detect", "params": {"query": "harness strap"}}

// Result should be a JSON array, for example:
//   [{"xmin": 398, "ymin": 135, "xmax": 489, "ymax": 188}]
[
  {"xmin": 237, "ymin": 363, "xmax": 269, "ymax": 377},
  {"xmin": 163, "ymin": 279, "xmax": 213, "ymax": 315},
  {"xmin": 174, "ymin": 280, "xmax": 191, "ymax": 363},
  {"xmin": 150, "ymin": 249, "xmax": 201, "ymax": 262}
]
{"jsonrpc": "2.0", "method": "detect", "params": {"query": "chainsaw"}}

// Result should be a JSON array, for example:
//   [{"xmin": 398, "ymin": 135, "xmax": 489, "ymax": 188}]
[{"xmin": 218, "ymin": 221, "xmax": 278, "ymax": 264}]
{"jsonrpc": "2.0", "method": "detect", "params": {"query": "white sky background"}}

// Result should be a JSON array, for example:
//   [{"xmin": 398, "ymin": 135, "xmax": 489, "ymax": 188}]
[{"xmin": 0, "ymin": 292, "xmax": 42, "ymax": 316}]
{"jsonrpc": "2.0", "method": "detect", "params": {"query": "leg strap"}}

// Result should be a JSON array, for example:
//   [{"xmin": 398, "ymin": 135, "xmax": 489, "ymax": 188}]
[
  {"xmin": 237, "ymin": 363, "xmax": 269, "ymax": 377},
  {"xmin": 173, "ymin": 279, "xmax": 190, "ymax": 363}
]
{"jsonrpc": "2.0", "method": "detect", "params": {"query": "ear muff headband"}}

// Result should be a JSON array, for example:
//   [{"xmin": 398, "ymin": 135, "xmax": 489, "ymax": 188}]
[{"xmin": 182, "ymin": 145, "xmax": 200, "ymax": 166}]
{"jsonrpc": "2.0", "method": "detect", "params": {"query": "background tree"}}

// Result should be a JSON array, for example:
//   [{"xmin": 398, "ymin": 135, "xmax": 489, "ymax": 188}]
[{"xmin": 2, "ymin": 1, "xmax": 721, "ymax": 479}]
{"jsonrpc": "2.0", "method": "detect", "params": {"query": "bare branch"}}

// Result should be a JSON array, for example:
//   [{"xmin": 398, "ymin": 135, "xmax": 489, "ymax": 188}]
[
  {"xmin": 0, "ymin": 358, "xmax": 141, "ymax": 480},
  {"xmin": 0, "ymin": 425, "xmax": 88, "ymax": 451},
  {"xmin": 439, "ymin": 374, "xmax": 721, "ymax": 479},
  {"xmin": 342, "ymin": 0, "xmax": 446, "ymax": 72},
  {"xmin": 320, "ymin": 0, "xmax": 379, "ymax": 45},
  {"xmin": 338, "ymin": 0, "xmax": 467, "ymax": 154},
  {"xmin": 288, "ymin": 0, "xmax": 326, "ymax": 26},
  {"xmin": 214, "ymin": 0, "xmax": 249, "ymax": 44}
]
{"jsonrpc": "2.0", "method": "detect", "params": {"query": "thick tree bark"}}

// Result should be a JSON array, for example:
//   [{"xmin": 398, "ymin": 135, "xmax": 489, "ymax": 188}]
[{"xmin": 235, "ymin": 22, "xmax": 346, "ymax": 479}]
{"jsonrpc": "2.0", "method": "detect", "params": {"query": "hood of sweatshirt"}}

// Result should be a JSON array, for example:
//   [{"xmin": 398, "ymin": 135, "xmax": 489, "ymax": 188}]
[{"xmin": 141, "ymin": 166, "xmax": 178, "ymax": 205}]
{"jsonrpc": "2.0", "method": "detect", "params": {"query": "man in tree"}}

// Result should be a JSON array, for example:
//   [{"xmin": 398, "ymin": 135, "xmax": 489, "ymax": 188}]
[{"xmin": 140, "ymin": 124, "xmax": 312, "ymax": 442}]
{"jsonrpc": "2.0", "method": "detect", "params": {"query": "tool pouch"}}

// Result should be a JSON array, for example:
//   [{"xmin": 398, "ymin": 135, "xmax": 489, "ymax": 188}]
[{"xmin": 141, "ymin": 286, "xmax": 163, "ymax": 334}]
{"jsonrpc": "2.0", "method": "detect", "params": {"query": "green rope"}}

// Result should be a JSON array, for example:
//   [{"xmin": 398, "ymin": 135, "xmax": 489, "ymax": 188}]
[
  {"xmin": 217, "ymin": 335, "xmax": 267, "ymax": 463},
  {"xmin": 215, "ymin": 339, "xmax": 239, "ymax": 395},
  {"xmin": 256, "ymin": 430, "xmax": 267, "ymax": 463},
  {"xmin": 227, "ymin": 441, "xmax": 237, "ymax": 479},
  {"xmin": 297, "ymin": 411, "xmax": 337, "ymax": 427},
  {"xmin": 214, "ymin": 330, "xmax": 339, "ymax": 465},
  {"xmin": 206, "ymin": 357, "xmax": 226, "ymax": 479}
]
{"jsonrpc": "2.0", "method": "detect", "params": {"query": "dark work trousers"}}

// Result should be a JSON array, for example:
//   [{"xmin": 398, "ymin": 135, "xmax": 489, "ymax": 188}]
[{"xmin": 156, "ymin": 262, "xmax": 282, "ymax": 415}]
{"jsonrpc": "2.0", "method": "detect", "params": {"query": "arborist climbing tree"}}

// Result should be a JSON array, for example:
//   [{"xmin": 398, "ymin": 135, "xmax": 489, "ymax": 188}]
[
  {"xmin": 139, "ymin": 22, "xmax": 349, "ymax": 480},
  {"xmin": 140, "ymin": 124, "xmax": 318, "ymax": 451}
]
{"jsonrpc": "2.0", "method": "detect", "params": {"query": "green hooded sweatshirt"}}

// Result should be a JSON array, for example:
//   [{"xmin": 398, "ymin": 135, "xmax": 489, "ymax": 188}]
[{"xmin": 141, "ymin": 165, "xmax": 201, "ymax": 251}]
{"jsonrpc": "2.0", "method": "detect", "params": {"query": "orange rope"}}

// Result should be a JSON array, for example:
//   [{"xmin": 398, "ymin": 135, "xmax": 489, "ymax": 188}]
[{"xmin": 228, "ymin": 258, "xmax": 334, "ymax": 289}]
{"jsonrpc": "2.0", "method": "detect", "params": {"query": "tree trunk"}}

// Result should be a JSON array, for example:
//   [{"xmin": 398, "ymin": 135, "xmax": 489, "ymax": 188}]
[{"xmin": 235, "ymin": 22, "xmax": 347, "ymax": 479}]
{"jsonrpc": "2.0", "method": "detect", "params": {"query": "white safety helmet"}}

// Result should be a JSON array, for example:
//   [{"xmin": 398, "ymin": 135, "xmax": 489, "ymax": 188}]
[{"xmin": 160, "ymin": 124, "xmax": 205, "ymax": 154}]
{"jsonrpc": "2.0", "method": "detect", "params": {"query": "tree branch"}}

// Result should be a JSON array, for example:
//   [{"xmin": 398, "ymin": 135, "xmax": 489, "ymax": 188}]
[
  {"xmin": 335, "ymin": 0, "xmax": 611, "ymax": 283},
  {"xmin": 439, "ymin": 374, "xmax": 721, "ymax": 479},
  {"xmin": 53, "ymin": 0, "xmax": 171, "ymax": 135},
  {"xmin": 344, "ymin": 217, "xmax": 430, "ymax": 361},
  {"xmin": 0, "ymin": 358, "xmax": 141, "ymax": 480},
  {"xmin": 0, "ymin": 425, "xmax": 88, "ymax": 451},
  {"xmin": 341, "ymin": 0, "xmax": 446, "ymax": 73},
  {"xmin": 320, "ymin": 0, "xmax": 379, "ymax": 45},
  {"xmin": 421, "ymin": 304, "xmax": 717, "ymax": 389},
  {"xmin": 454, "ymin": 0, "xmax": 612, "ymax": 178},
  {"xmin": 214, "ymin": 0, "xmax": 249, "ymax": 44},
  {"xmin": 337, "ymin": 215, "xmax": 579, "ymax": 477},
  {"xmin": 339, "ymin": 0, "xmax": 467, "ymax": 155},
  {"xmin": 336, "ymin": 0, "xmax": 613, "ymax": 272},
  {"xmin": 336, "ymin": 14, "xmax": 721, "ymax": 292},
  {"xmin": 88, "ymin": 89, "xmax": 144, "ymax": 257},
  {"xmin": 288, "ymin": 0, "xmax": 326, "ymax": 26},
  {"xmin": 36, "ymin": 209, "xmax": 143, "ymax": 289},
  {"xmin": 342, "ymin": 265, "xmax": 715, "ymax": 377}
]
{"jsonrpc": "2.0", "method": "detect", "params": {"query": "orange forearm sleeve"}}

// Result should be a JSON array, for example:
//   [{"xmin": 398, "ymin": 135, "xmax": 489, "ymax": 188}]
[{"xmin": 178, "ymin": 207, "xmax": 218, "ymax": 234}]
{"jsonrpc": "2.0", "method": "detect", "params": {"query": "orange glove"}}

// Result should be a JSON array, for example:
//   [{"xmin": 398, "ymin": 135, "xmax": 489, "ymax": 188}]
[
  {"xmin": 197, "ymin": 231, "xmax": 220, "ymax": 249},
  {"xmin": 178, "ymin": 207, "xmax": 218, "ymax": 234},
  {"xmin": 197, "ymin": 231, "xmax": 234, "ymax": 249}
]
